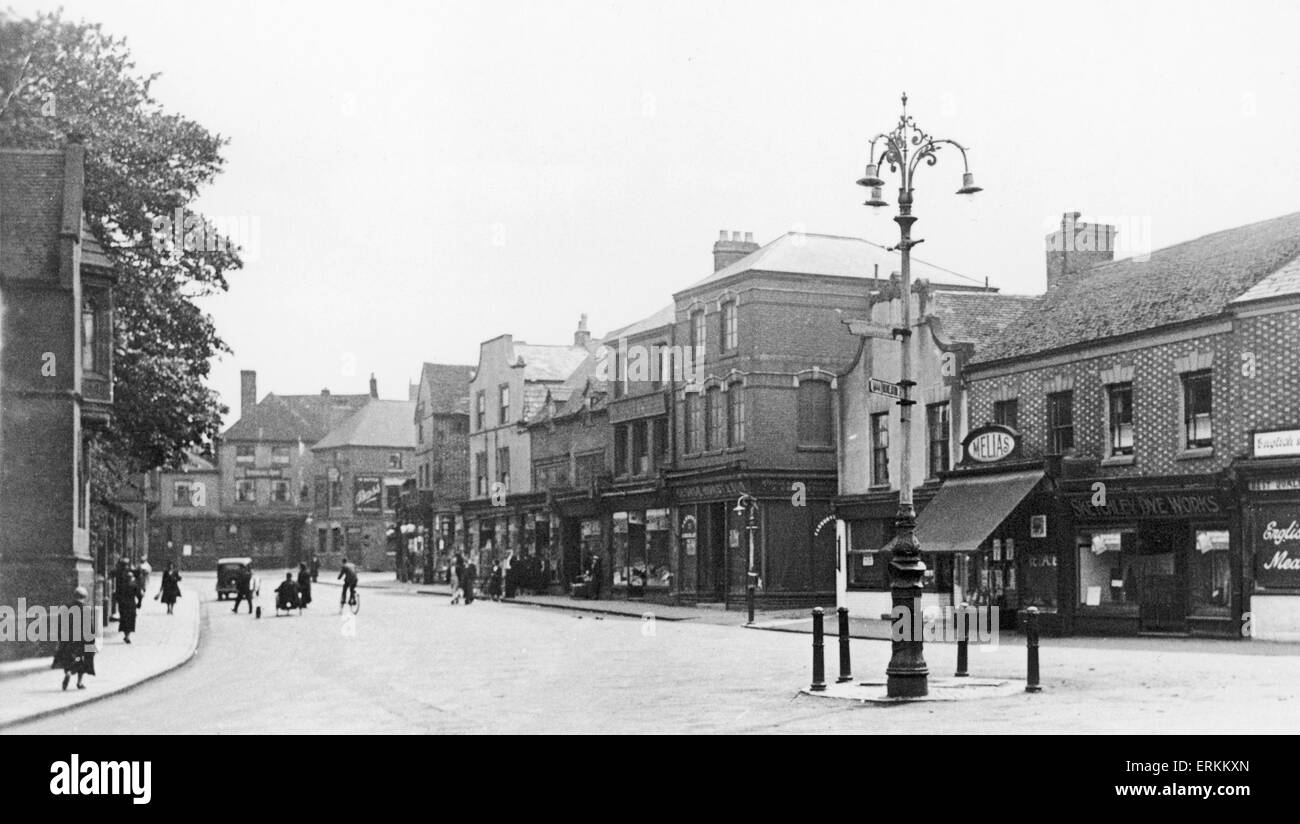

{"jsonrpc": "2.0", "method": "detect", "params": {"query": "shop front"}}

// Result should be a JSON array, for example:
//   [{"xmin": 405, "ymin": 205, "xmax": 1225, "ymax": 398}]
[
  {"xmin": 1062, "ymin": 478, "xmax": 1237, "ymax": 637},
  {"xmin": 1238, "ymin": 427, "xmax": 1300, "ymax": 640}
]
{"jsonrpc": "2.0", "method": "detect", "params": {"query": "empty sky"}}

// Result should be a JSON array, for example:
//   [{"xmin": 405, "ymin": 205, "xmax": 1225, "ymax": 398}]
[{"xmin": 13, "ymin": 0, "xmax": 1300, "ymax": 422}]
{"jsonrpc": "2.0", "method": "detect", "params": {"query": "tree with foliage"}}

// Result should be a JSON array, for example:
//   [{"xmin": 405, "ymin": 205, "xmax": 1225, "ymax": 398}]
[{"xmin": 0, "ymin": 10, "xmax": 238, "ymax": 487}]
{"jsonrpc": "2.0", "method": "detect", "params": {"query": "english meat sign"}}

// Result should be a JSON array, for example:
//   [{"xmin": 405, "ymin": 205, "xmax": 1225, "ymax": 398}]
[{"xmin": 962, "ymin": 424, "xmax": 1020, "ymax": 465}]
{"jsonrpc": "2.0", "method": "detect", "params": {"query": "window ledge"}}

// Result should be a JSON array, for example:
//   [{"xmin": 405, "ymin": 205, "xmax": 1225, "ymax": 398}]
[
  {"xmin": 1177, "ymin": 447, "xmax": 1214, "ymax": 461},
  {"xmin": 723, "ymin": 445, "xmax": 746, "ymax": 454},
  {"xmin": 797, "ymin": 444, "xmax": 836, "ymax": 453},
  {"xmin": 1100, "ymin": 454, "xmax": 1135, "ymax": 467},
  {"xmin": 868, "ymin": 484, "xmax": 894, "ymax": 493}
]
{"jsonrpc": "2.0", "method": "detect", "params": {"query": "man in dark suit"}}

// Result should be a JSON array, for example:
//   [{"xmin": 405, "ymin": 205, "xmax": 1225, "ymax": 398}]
[{"xmin": 587, "ymin": 553, "xmax": 603, "ymax": 600}]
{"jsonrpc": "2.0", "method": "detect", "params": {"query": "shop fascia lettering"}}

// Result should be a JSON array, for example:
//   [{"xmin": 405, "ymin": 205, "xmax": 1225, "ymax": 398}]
[
  {"xmin": 1070, "ymin": 493, "xmax": 1221, "ymax": 518},
  {"xmin": 1261, "ymin": 519, "xmax": 1300, "ymax": 573}
]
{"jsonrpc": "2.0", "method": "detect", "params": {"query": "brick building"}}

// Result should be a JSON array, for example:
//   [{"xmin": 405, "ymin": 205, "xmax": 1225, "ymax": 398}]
[
  {"xmin": 310, "ymin": 392, "xmax": 417, "ymax": 571},
  {"xmin": 665, "ymin": 230, "xmax": 963, "ymax": 609},
  {"xmin": 406, "ymin": 362, "xmax": 473, "ymax": 574},
  {"xmin": 209, "ymin": 370, "xmax": 369, "ymax": 572},
  {"xmin": 0, "ymin": 142, "xmax": 117, "ymax": 660},
  {"xmin": 458, "ymin": 317, "xmax": 596, "ymax": 570},
  {"xmin": 941, "ymin": 210, "xmax": 1300, "ymax": 639},
  {"xmin": 835, "ymin": 275, "xmax": 1039, "ymax": 621},
  {"xmin": 149, "ymin": 452, "xmax": 223, "ymax": 572}
]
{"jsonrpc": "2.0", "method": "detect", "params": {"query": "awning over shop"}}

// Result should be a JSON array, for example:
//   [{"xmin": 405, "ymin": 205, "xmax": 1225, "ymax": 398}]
[{"xmin": 913, "ymin": 469, "xmax": 1045, "ymax": 554}]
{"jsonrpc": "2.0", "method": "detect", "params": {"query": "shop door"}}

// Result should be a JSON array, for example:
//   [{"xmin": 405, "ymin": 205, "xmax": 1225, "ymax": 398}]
[
  {"xmin": 698, "ymin": 503, "xmax": 727, "ymax": 601},
  {"xmin": 1138, "ymin": 523, "xmax": 1187, "ymax": 632},
  {"xmin": 562, "ymin": 519, "xmax": 582, "ymax": 585},
  {"xmin": 628, "ymin": 521, "xmax": 647, "ymax": 597}
]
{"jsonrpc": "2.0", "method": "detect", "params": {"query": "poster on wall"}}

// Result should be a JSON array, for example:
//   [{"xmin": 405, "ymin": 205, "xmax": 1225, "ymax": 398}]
[{"xmin": 354, "ymin": 476, "xmax": 382, "ymax": 513}]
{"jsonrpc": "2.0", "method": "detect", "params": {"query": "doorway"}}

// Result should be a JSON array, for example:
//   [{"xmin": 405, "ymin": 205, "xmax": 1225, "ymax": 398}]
[{"xmin": 1138, "ymin": 522, "xmax": 1186, "ymax": 632}]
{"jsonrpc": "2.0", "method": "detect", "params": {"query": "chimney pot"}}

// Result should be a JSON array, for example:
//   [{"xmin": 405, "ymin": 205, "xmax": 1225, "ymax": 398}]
[
  {"xmin": 743, "ymin": 231, "xmax": 753, "ymax": 243},
  {"xmin": 1046, "ymin": 211, "xmax": 1118, "ymax": 293},
  {"xmin": 574, "ymin": 314, "xmax": 592, "ymax": 347},
  {"xmin": 240, "ymin": 370, "xmax": 257, "ymax": 421},
  {"xmin": 718, "ymin": 230, "xmax": 728, "ymax": 241}
]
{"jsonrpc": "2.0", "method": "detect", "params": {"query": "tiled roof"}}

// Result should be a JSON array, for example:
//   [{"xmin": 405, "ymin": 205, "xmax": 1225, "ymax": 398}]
[
  {"xmin": 681, "ymin": 232, "xmax": 984, "ymax": 293},
  {"xmin": 928, "ymin": 290, "xmax": 1042, "ymax": 351},
  {"xmin": 312, "ymin": 400, "xmax": 418, "ymax": 450},
  {"xmin": 417, "ymin": 362, "xmax": 474, "ymax": 416},
  {"xmin": 222, "ymin": 393, "xmax": 371, "ymax": 442},
  {"xmin": 1232, "ymin": 255, "xmax": 1300, "ymax": 304},
  {"xmin": 513, "ymin": 343, "xmax": 592, "ymax": 382},
  {"xmin": 972, "ymin": 211, "xmax": 1300, "ymax": 364},
  {"xmin": 603, "ymin": 304, "xmax": 675, "ymax": 343}
]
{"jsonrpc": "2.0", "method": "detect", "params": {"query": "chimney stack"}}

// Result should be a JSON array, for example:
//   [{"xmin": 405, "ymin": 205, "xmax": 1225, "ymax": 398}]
[
  {"xmin": 369, "ymin": 373, "xmax": 378, "ymax": 398},
  {"xmin": 574, "ymin": 313, "xmax": 591, "ymax": 347},
  {"xmin": 712, "ymin": 228, "xmax": 760, "ymax": 272},
  {"xmin": 240, "ymin": 370, "xmax": 257, "ymax": 420},
  {"xmin": 1045, "ymin": 211, "xmax": 1118, "ymax": 293}
]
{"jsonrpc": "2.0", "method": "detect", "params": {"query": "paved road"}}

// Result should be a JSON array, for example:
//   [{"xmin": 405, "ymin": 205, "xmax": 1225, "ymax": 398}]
[{"xmin": 10, "ymin": 575, "xmax": 1300, "ymax": 733}]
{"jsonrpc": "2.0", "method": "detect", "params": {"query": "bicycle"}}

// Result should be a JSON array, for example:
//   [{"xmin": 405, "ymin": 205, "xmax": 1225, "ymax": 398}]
[{"xmin": 344, "ymin": 587, "xmax": 360, "ymax": 615}]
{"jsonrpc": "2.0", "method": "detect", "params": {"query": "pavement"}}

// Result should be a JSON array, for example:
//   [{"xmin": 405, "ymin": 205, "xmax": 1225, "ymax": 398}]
[
  {"xmin": 0, "ymin": 580, "xmax": 201, "ymax": 730},
  {"xmin": 3, "ymin": 570, "xmax": 1298, "ymax": 733}
]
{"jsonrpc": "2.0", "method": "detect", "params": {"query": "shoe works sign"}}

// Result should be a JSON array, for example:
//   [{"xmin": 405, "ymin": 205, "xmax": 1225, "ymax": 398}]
[
  {"xmin": 1254, "ymin": 504, "xmax": 1300, "ymax": 588},
  {"xmin": 961, "ymin": 424, "xmax": 1020, "ymax": 465}
]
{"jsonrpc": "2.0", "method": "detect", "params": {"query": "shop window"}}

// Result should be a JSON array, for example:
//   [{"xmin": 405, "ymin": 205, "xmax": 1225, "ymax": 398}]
[
  {"xmin": 1107, "ymin": 383, "xmax": 1134, "ymax": 456},
  {"xmin": 1182, "ymin": 370, "xmax": 1213, "ymax": 449},
  {"xmin": 846, "ymin": 519, "xmax": 894, "ymax": 589},
  {"xmin": 870, "ymin": 412, "xmax": 890, "ymax": 487},
  {"xmin": 993, "ymin": 399, "xmax": 1019, "ymax": 430},
  {"xmin": 646, "ymin": 509, "xmax": 671, "ymax": 588},
  {"xmin": 1191, "ymin": 529, "xmax": 1231, "ymax": 612},
  {"xmin": 727, "ymin": 384, "xmax": 745, "ymax": 447},
  {"xmin": 236, "ymin": 479, "xmax": 256, "ymax": 503},
  {"xmin": 1077, "ymin": 529, "xmax": 1137, "ymax": 605},
  {"xmin": 1047, "ymin": 391, "xmax": 1075, "ymax": 455},
  {"xmin": 797, "ymin": 379, "xmax": 833, "ymax": 447}
]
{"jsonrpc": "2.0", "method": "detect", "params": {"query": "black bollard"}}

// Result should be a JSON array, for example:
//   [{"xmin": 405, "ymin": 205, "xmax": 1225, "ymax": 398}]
[
  {"xmin": 836, "ymin": 606, "xmax": 853, "ymax": 683},
  {"xmin": 1025, "ymin": 606, "xmax": 1042, "ymax": 693},
  {"xmin": 810, "ymin": 607, "xmax": 827, "ymax": 691},
  {"xmin": 954, "ymin": 601, "xmax": 969, "ymax": 677}
]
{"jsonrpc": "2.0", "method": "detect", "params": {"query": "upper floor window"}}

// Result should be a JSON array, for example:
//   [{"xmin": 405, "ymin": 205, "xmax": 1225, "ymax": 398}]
[
  {"xmin": 1107, "ymin": 383, "xmax": 1134, "ymax": 456},
  {"xmin": 926, "ymin": 403, "xmax": 950, "ymax": 478},
  {"xmin": 685, "ymin": 393, "xmax": 702, "ymax": 454},
  {"xmin": 727, "ymin": 384, "xmax": 745, "ymax": 447},
  {"xmin": 81, "ymin": 288, "xmax": 110, "ymax": 377},
  {"xmin": 870, "ymin": 412, "xmax": 890, "ymax": 487},
  {"xmin": 270, "ymin": 480, "xmax": 291, "ymax": 503},
  {"xmin": 993, "ymin": 399, "xmax": 1019, "ymax": 430},
  {"xmin": 236, "ymin": 479, "xmax": 256, "ymax": 503},
  {"xmin": 475, "ymin": 390, "xmax": 486, "ymax": 430},
  {"xmin": 653, "ymin": 416, "xmax": 669, "ymax": 466},
  {"xmin": 705, "ymin": 386, "xmax": 724, "ymax": 450},
  {"xmin": 475, "ymin": 452, "xmax": 488, "ymax": 496},
  {"xmin": 797, "ymin": 379, "xmax": 833, "ymax": 447},
  {"xmin": 651, "ymin": 344, "xmax": 666, "ymax": 392},
  {"xmin": 691, "ymin": 310, "xmax": 706, "ymax": 361},
  {"xmin": 632, "ymin": 420, "xmax": 650, "ymax": 475},
  {"xmin": 1182, "ymin": 370, "xmax": 1213, "ymax": 449},
  {"xmin": 720, "ymin": 300, "xmax": 738, "ymax": 352},
  {"xmin": 235, "ymin": 445, "xmax": 255, "ymax": 465},
  {"xmin": 496, "ymin": 446, "xmax": 511, "ymax": 490},
  {"xmin": 1047, "ymin": 391, "xmax": 1075, "ymax": 455},
  {"xmin": 612, "ymin": 348, "xmax": 624, "ymax": 399},
  {"xmin": 271, "ymin": 445, "xmax": 292, "ymax": 465},
  {"xmin": 418, "ymin": 420, "xmax": 425, "ymax": 444},
  {"xmin": 614, "ymin": 423, "xmax": 630, "ymax": 476},
  {"xmin": 499, "ymin": 385, "xmax": 511, "ymax": 425}
]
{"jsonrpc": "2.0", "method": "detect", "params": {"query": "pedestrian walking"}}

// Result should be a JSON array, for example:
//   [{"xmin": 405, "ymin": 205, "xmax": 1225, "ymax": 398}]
[
  {"xmin": 297, "ymin": 562, "xmax": 313, "ymax": 608},
  {"xmin": 51, "ymin": 586, "xmax": 95, "ymax": 690},
  {"xmin": 116, "ymin": 571, "xmax": 138, "ymax": 643},
  {"xmin": 450, "ymin": 553, "xmax": 464, "ymax": 605},
  {"xmin": 338, "ymin": 556, "xmax": 359, "ymax": 611},
  {"xmin": 310, "ymin": 555, "xmax": 320, "ymax": 583},
  {"xmin": 502, "ymin": 550, "xmax": 516, "ymax": 599},
  {"xmin": 135, "ymin": 559, "xmax": 152, "ymax": 607},
  {"xmin": 232, "ymin": 563, "xmax": 255, "ymax": 614},
  {"xmin": 587, "ymin": 552, "xmax": 603, "ymax": 600},
  {"xmin": 464, "ymin": 556, "xmax": 478, "ymax": 605},
  {"xmin": 487, "ymin": 561, "xmax": 503, "ymax": 601},
  {"xmin": 156, "ymin": 562, "xmax": 182, "ymax": 615}
]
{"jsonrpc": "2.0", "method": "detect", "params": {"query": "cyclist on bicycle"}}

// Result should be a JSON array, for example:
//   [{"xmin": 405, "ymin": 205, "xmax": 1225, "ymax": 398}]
[{"xmin": 338, "ymin": 557, "xmax": 359, "ymax": 609}]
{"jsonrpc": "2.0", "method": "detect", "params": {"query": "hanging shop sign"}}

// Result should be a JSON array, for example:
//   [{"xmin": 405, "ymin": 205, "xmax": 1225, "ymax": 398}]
[{"xmin": 961, "ymin": 424, "xmax": 1020, "ymax": 464}]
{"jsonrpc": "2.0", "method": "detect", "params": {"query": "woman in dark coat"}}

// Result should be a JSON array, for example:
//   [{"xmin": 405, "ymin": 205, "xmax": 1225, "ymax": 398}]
[
  {"xmin": 463, "ymin": 557, "xmax": 477, "ymax": 604},
  {"xmin": 52, "ymin": 587, "xmax": 95, "ymax": 690},
  {"xmin": 487, "ymin": 561, "xmax": 503, "ymax": 601},
  {"xmin": 115, "ymin": 560, "xmax": 138, "ymax": 642},
  {"xmin": 157, "ymin": 563, "xmax": 182, "ymax": 614},
  {"xmin": 297, "ymin": 562, "xmax": 313, "ymax": 608}
]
